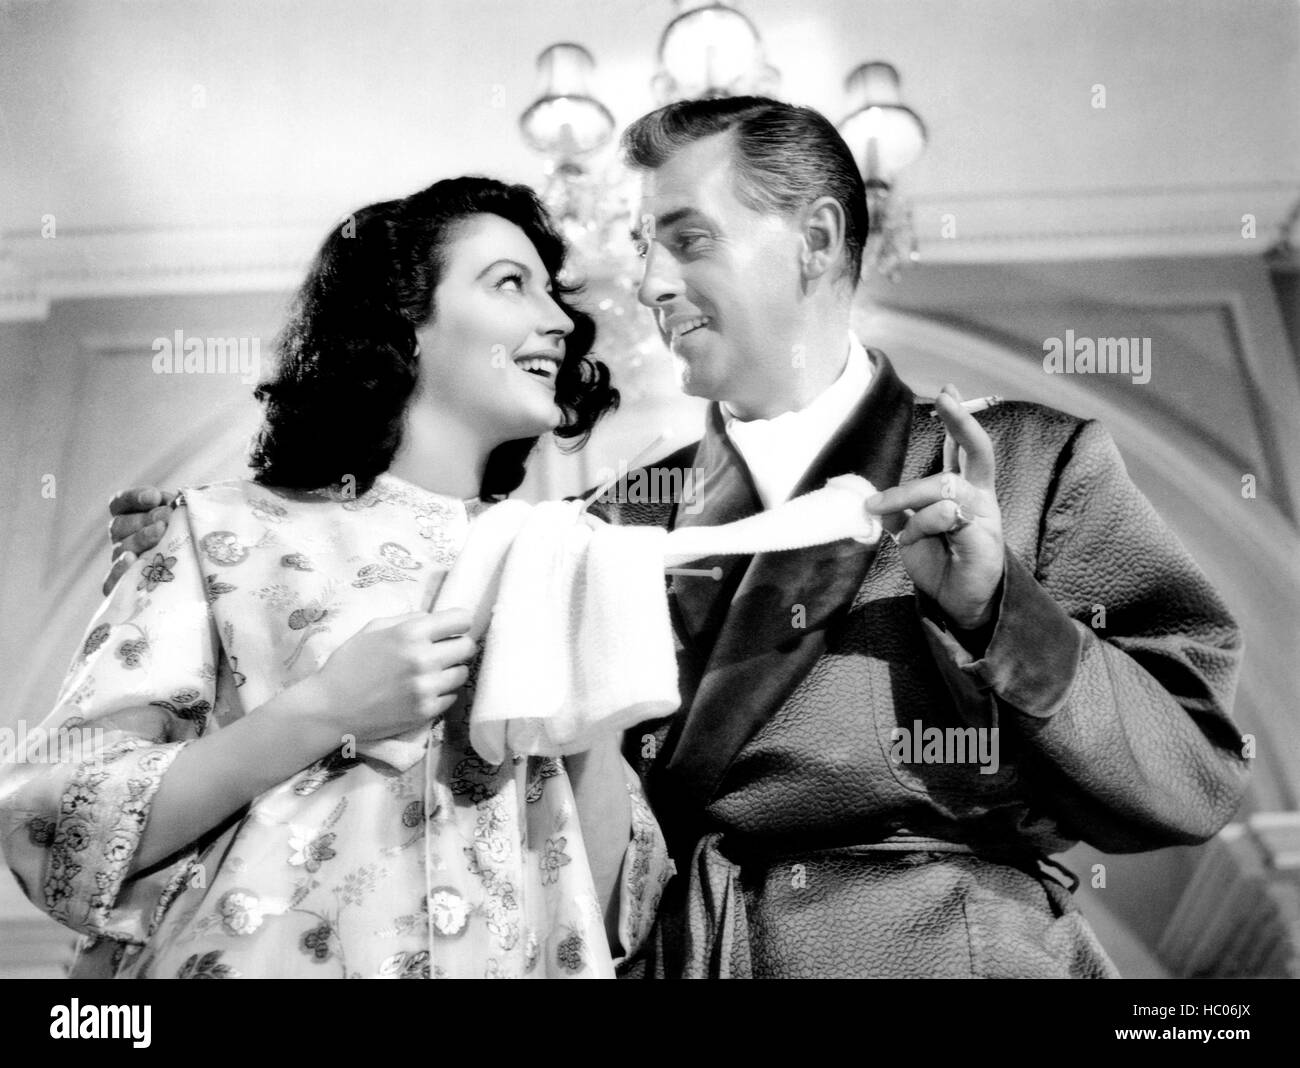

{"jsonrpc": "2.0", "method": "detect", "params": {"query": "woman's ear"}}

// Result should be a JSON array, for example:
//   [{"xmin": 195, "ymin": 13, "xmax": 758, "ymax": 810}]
[{"xmin": 800, "ymin": 196, "xmax": 848, "ymax": 283}]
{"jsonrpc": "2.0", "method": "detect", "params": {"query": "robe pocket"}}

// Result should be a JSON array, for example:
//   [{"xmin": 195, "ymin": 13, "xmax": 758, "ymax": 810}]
[
  {"xmin": 870, "ymin": 688, "xmax": 1026, "ymax": 806},
  {"xmin": 961, "ymin": 861, "xmax": 1119, "ymax": 978},
  {"xmin": 843, "ymin": 596, "xmax": 1025, "ymax": 804}
]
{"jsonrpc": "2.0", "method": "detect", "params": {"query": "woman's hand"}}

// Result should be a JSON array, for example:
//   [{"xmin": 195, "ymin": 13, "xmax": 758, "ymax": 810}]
[
  {"xmin": 295, "ymin": 609, "xmax": 477, "ymax": 744},
  {"xmin": 128, "ymin": 609, "xmax": 475, "ymax": 874}
]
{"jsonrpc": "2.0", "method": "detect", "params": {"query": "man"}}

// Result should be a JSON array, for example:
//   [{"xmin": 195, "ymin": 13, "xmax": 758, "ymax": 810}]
[{"xmin": 108, "ymin": 97, "xmax": 1249, "ymax": 978}]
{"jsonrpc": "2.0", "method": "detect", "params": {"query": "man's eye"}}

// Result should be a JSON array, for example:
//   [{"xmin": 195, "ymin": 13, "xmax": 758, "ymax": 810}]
[{"xmin": 678, "ymin": 233, "xmax": 709, "ymax": 254}]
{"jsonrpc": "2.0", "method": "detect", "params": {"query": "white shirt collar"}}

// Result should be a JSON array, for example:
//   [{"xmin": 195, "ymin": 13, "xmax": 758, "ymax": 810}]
[{"xmin": 723, "ymin": 334, "xmax": 872, "ymax": 510}]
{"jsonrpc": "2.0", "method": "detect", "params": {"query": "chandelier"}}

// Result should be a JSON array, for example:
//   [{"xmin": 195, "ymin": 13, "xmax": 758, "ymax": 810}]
[
  {"xmin": 839, "ymin": 61, "xmax": 927, "ymax": 281},
  {"xmin": 517, "ymin": 1, "xmax": 928, "ymax": 395}
]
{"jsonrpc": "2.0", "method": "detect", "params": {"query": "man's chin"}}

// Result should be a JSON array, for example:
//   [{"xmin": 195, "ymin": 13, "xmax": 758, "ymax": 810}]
[
  {"xmin": 674, "ymin": 362, "xmax": 709, "ymax": 400},
  {"xmin": 676, "ymin": 361, "xmax": 738, "ymax": 406}
]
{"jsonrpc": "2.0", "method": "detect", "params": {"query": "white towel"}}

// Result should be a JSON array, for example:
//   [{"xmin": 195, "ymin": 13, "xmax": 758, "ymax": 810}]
[
  {"xmin": 662, "ymin": 474, "xmax": 883, "ymax": 565},
  {"xmin": 360, "ymin": 474, "xmax": 881, "ymax": 771},
  {"xmin": 469, "ymin": 501, "xmax": 677, "ymax": 765}
]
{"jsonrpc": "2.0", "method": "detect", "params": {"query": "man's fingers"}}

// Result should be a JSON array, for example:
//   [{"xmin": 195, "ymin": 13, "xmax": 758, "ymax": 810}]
[
  {"xmin": 866, "ymin": 471, "xmax": 974, "ymax": 517},
  {"xmin": 112, "ymin": 521, "xmax": 169, "ymax": 560},
  {"xmin": 934, "ymin": 387, "xmax": 996, "ymax": 488},
  {"xmin": 108, "ymin": 488, "xmax": 159, "ymax": 516},
  {"xmin": 101, "ymin": 552, "xmax": 136, "ymax": 597},
  {"xmin": 108, "ymin": 514, "xmax": 146, "ymax": 543},
  {"xmin": 942, "ymin": 430, "xmax": 960, "ymax": 475},
  {"xmin": 108, "ymin": 506, "xmax": 172, "ymax": 544},
  {"xmin": 897, "ymin": 500, "xmax": 967, "ymax": 548},
  {"xmin": 108, "ymin": 487, "xmax": 175, "ymax": 516}
]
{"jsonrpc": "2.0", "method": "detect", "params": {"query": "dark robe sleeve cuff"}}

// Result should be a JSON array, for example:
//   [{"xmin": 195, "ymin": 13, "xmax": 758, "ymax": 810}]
[{"xmin": 918, "ymin": 547, "xmax": 1084, "ymax": 719}]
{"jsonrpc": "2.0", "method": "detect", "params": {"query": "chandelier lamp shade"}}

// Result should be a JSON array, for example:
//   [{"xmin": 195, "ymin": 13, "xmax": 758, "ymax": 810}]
[
  {"xmin": 836, "ymin": 61, "xmax": 928, "ymax": 279},
  {"xmin": 837, "ymin": 62, "xmax": 928, "ymax": 185},
  {"xmin": 518, "ymin": 43, "xmax": 616, "ymax": 163},
  {"xmin": 652, "ymin": 1, "xmax": 780, "ymax": 102}
]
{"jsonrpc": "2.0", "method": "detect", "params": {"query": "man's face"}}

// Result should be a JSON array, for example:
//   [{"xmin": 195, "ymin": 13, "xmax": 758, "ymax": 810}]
[{"xmin": 633, "ymin": 132, "xmax": 805, "ymax": 417}]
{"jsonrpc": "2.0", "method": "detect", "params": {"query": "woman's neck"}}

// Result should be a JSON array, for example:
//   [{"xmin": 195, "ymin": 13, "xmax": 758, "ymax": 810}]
[{"xmin": 387, "ymin": 405, "xmax": 491, "ymax": 500}]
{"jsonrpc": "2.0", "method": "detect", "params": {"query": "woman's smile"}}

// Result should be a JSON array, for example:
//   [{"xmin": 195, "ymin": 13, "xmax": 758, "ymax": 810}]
[{"xmin": 513, "ymin": 350, "xmax": 563, "ymax": 385}]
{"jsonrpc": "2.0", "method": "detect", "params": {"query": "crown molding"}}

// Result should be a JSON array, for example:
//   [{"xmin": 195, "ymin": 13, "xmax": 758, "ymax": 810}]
[
  {"xmin": 0, "ymin": 184, "xmax": 1295, "ymax": 321},
  {"xmin": 909, "ymin": 183, "xmax": 1298, "ymax": 264},
  {"xmin": 0, "ymin": 224, "xmax": 322, "ymax": 323}
]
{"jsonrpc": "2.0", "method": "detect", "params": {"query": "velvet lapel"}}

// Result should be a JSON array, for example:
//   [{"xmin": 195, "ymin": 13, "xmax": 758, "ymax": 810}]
[
  {"xmin": 663, "ymin": 351, "xmax": 916, "ymax": 804},
  {"xmin": 667, "ymin": 403, "xmax": 764, "ymax": 657}
]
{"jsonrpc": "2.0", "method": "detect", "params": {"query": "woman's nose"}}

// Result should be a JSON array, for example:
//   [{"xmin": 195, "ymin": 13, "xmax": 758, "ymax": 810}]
[{"xmin": 541, "ymin": 294, "xmax": 574, "ymax": 338}]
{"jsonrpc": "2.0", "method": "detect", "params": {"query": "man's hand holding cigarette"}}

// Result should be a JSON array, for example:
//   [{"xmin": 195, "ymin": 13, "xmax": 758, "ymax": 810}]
[{"xmin": 865, "ymin": 384, "xmax": 1006, "ymax": 639}]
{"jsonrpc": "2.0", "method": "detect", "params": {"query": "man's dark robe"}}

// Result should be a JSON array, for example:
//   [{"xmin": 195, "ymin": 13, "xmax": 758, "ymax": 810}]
[{"xmin": 594, "ymin": 351, "xmax": 1248, "ymax": 978}]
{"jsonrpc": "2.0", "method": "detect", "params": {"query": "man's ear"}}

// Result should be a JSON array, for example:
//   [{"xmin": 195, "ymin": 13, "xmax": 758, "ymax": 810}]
[{"xmin": 799, "ymin": 196, "xmax": 847, "ymax": 283}]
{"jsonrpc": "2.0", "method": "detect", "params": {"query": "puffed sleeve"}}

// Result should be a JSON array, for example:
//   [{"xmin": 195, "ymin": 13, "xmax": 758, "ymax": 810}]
[{"xmin": 0, "ymin": 500, "xmax": 217, "ymax": 944}]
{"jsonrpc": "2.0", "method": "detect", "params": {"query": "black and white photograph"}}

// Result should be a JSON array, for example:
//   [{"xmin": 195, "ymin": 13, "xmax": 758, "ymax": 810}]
[{"xmin": 0, "ymin": 0, "xmax": 1295, "ymax": 1022}]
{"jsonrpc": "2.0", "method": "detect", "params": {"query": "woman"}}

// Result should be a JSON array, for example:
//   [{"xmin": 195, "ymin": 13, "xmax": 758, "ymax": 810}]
[{"xmin": 0, "ymin": 177, "xmax": 671, "ymax": 979}]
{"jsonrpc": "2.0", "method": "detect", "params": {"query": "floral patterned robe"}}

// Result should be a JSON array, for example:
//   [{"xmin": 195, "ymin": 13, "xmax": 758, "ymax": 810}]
[{"xmin": 0, "ymin": 474, "xmax": 671, "ymax": 978}]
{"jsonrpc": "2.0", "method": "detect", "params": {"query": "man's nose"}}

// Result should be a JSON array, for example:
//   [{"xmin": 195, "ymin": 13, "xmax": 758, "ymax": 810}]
[{"xmin": 636, "ymin": 244, "xmax": 681, "ymax": 309}]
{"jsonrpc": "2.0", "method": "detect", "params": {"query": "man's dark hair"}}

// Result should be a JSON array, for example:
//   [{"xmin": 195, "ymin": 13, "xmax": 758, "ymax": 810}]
[
  {"xmin": 621, "ymin": 96, "xmax": 868, "ymax": 284},
  {"xmin": 251, "ymin": 176, "xmax": 618, "ymax": 500}
]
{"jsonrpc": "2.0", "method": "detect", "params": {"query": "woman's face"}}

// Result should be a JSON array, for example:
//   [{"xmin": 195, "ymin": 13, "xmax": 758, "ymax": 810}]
[{"xmin": 412, "ymin": 213, "xmax": 576, "ymax": 444}]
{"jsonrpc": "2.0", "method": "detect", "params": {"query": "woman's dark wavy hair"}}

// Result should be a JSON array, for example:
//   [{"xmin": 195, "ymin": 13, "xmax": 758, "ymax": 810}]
[{"xmin": 251, "ymin": 176, "xmax": 618, "ymax": 499}]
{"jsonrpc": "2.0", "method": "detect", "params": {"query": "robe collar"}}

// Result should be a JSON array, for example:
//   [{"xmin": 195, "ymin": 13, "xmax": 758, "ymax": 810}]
[{"xmin": 662, "ymin": 349, "xmax": 917, "ymax": 804}]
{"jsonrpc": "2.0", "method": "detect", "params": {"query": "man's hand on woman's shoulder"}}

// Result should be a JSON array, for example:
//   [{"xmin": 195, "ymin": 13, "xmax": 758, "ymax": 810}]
[{"xmin": 103, "ymin": 486, "xmax": 178, "ymax": 595}]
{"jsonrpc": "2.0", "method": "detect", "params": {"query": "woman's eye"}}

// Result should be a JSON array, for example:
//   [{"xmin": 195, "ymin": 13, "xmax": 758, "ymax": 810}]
[{"xmin": 496, "ymin": 273, "xmax": 524, "ymax": 292}]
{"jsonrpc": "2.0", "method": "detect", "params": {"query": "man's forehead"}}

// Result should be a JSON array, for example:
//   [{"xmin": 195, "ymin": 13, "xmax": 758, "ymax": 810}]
[{"xmin": 634, "ymin": 132, "xmax": 741, "ymax": 226}]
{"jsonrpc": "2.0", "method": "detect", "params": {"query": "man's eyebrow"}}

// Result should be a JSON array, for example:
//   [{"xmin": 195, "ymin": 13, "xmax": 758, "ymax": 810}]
[
  {"xmin": 474, "ymin": 258, "xmax": 531, "ymax": 281},
  {"xmin": 630, "ymin": 207, "xmax": 714, "ymax": 243}
]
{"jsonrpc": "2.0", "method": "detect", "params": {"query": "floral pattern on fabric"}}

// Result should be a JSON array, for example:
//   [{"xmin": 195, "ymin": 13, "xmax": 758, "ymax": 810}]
[
  {"xmin": 0, "ymin": 473, "xmax": 672, "ymax": 978},
  {"xmin": 138, "ymin": 553, "xmax": 178, "ymax": 593}
]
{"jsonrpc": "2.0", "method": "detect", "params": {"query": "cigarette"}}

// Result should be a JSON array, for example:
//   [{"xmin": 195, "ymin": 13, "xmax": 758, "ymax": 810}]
[{"xmin": 928, "ymin": 395, "xmax": 1002, "ymax": 418}]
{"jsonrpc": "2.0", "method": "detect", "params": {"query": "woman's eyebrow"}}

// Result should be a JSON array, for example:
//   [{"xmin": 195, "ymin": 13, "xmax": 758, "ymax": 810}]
[{"xmin": 475, "ymin": 258, "xmax": 531, "ymax": 281}]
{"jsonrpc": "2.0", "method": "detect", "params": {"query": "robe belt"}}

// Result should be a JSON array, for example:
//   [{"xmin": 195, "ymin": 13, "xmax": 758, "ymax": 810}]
[{"xmin": 678, "ymin": 829, "xmax": 1079, "ymax": 979}]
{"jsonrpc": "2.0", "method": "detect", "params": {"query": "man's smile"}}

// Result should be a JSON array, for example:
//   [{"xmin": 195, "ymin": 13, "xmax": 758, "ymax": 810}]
[{"xmin": 665, "ymin": 314, "xmax": 713, "ymax": 345}]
